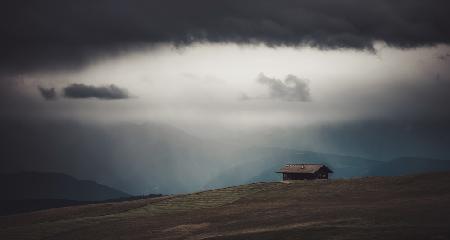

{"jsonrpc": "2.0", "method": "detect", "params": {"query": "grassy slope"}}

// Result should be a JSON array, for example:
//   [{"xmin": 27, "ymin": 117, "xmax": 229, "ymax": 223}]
[{"xmin": 1, "ymin": 172, "xmax": 450, "ymax": 240}]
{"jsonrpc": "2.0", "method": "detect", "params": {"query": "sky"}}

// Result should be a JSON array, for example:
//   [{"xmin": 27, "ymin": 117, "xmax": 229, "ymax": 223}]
[{"xmin": 1, "ymin": 0, "xmax": 450, "ymax": 194}]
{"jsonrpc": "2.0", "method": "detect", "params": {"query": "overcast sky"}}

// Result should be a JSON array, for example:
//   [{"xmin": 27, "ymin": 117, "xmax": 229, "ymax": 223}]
[
  {"xmin": 1, "ymin": 0, "xmax": 450, "ymax": 193},
  {"xmin": 3, "ymin": 43, "xmax": 450, "ymax": 134}
]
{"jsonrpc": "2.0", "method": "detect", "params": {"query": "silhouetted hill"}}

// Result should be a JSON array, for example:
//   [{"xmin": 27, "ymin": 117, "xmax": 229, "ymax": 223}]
[
  {"xmin": 0, "ymin": 199, "xmax": 87, "ymax": 216},
  {"xmin": 0, "ymin": 194, "xmax": 163, "ymax": 216},
  {"xmin": 369, "ymin": 157, "xmax": 450, "ymax": 176},
  {"xmin": 0, "ymin": 172, "xmax": 130, "ymax": 201}
]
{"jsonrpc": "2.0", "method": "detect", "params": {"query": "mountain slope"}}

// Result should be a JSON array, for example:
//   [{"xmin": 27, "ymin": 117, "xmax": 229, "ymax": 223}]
[
  {"xmin": 206, "ymin": 149, "xmax": 381, "ymax": 189},
  {"xmin": 0, "ymin": 172, "xmax": 130, "ymax": 201},
  {"xmin": 369, "ymin": 157, "xmax": 450, "ymax": 176},
  {"xmin": 0, "ymin": 120, "xmax": 254, "ymax": 194},
  {"xmin": 1, "ymin": 171, "xmax": 449, "ymax": 240}
]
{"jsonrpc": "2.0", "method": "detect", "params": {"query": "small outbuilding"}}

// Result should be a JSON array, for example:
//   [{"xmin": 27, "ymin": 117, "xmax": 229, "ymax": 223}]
[{"xmin": 277, "ymin": 164, "xmax": 333, "ymax": 181}]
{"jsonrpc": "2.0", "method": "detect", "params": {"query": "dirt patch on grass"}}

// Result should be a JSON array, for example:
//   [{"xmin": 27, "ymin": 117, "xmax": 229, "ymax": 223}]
[{"xmin": 164, "ymin": 223, "xmax": 211, "ymax": 233}]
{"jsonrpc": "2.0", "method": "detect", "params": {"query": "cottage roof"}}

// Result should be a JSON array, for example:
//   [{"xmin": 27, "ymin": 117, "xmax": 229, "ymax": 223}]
[{"xmin": 277, "ymin": 164, "xmax": 333, "ymax": 174}]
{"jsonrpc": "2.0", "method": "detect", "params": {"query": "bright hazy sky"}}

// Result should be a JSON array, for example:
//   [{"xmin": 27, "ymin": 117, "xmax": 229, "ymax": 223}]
[{"xmin": 5, "ymin": 43, "xmax": 445, "ymax": 138}]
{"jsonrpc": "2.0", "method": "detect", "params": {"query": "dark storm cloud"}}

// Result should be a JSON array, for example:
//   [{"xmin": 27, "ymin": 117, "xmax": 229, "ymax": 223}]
[
  {"xmin": 38, "ymin": 87, "xmax": 57, "ymax": 100},
  {"xmin": 438, "ymin": 53, "xmax": 450, "ymax": 61},
  {"xmin": 1, "ymin": 0, "xmax": 450, "ymax": 72},
  {"xmin": 63, "ymin": 84, "xmax": 129, "ymax": 100},
  {"xmin": 255, "ymin": 73, "xmax": 311, "ymax": 101}
]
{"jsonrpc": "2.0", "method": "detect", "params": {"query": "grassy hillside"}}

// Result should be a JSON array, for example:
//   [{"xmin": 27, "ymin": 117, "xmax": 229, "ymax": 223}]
[{"xmin": 1, "ymin": 172, "xmax": 450, "ymax": 240}]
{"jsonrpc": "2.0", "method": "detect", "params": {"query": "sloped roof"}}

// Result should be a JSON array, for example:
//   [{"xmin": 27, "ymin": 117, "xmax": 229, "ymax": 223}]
[{"xmin": 277, "ymin": 164, "xmax": 333, "ymax": 174}]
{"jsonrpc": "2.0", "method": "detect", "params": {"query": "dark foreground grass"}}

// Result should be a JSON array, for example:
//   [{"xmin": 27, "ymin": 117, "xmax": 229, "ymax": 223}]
[{"xmin": 1, "ymin": 172, "xmax": 450, "ymax": 240}]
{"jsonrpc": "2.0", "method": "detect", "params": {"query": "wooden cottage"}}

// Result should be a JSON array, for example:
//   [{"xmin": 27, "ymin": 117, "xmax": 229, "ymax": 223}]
[{"xmin": 277, "ymin": 164, "xmax": 333, "ymax": 180}]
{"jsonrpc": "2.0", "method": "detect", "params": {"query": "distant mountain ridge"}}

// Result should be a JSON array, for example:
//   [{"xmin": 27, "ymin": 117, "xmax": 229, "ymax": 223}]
[
  {"xmin": 205, "ymin": 149, "xmax": 381, "ymax": 189},
  {"xmin": 0, "ymin": 120, "xmax": 247, "ymax": 194},
  {"xmin": 0, "ymin": 172, "xmax": 130, "ymax": 201},
  {"xmin": 3, "ymin": 119, "xmax": 450, "ymax": 195},
  {"xmin": 206, "ymin": 151, "xmax": 450, "ymax": 189},
  {"xmin": 369, "ymin": 157, "xmax": 450, "ymax": 176}
]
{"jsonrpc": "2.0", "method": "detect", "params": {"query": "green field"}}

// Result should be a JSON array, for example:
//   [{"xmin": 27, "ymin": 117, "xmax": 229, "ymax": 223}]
[{"xmin": 1, "ymin": 172, "xmax": 450, "ymax": 240}]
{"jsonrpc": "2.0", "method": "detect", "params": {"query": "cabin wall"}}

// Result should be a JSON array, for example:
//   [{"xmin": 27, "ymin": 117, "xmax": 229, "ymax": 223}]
[
  {"xmin": 283, "ymin": 173, "xmax": 315, "ymax": 180},
  {"xmin": 315, "ymin": 169, "xmax": 329, "ymax": 179},
  {"xmin": 282, "ymin": 171, "xmax": 329, "ymax": 180},
  {"xmin": 280, "ymin": 165, "xmax": 332, "ymax": 181},
  {"xmin": 316, "ymin": 169, "xmax": 329, "ymax": 179}
]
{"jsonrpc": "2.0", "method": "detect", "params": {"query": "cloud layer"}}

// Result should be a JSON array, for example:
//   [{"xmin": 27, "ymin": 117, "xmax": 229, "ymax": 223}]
[
  {"xmin": 1, "ymin": 0, "xmax": 450, "ymax": 72},
  {"xmin": 257, "ymin": 74, "xmax": 311, "ymax": 102},
  {"xmin": 38, "ymin": 87, "xmax": 57, "ymax": 101},
  {"xmin": 63, "ymin": 84, "xmax": 129, "ymax": 100}
]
